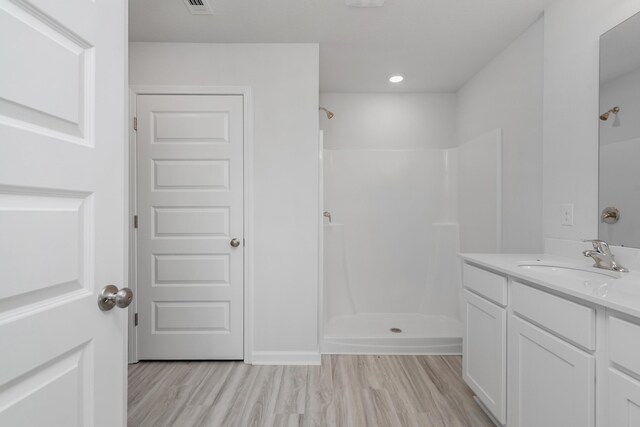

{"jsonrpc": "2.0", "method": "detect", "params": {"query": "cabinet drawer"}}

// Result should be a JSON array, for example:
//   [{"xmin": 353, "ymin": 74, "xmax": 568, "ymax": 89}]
[
  {"xmin": 609, "ymin": 315, "xmax": 640, "ymax": 377},
  {"xmin": 463, "ymin": 263, "xmax": 507, "ymax": 306},
  {"xmin": 511, "ymin": 281, "xmax": 595, "ymax": 350}
]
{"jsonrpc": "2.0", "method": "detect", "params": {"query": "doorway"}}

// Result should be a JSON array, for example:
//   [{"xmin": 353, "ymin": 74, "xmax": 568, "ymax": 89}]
[{"xmin": 133, "ymin": 93, "xmax": 246, "ymax": 360}]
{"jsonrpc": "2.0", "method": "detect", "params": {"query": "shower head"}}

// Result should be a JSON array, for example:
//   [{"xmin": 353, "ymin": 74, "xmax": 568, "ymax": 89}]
[
  {"xmin": 600, "ymin": 106, "xmax": 620, "ymax": 121},
  {"xmin": 319, "ymin": 106, "xmax": 334, "ymax": 119}
]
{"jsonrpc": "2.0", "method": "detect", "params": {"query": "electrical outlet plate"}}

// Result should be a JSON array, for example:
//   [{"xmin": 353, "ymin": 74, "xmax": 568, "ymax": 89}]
[{"xmin": 560, "ymin": 203, "xmax": 574, "ymax": 226}]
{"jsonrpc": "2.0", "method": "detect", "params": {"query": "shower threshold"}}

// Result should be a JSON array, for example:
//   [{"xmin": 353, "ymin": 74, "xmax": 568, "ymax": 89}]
[{"xmin": 322, "ymin": 313, "xmax": 462, "ymax": 355}]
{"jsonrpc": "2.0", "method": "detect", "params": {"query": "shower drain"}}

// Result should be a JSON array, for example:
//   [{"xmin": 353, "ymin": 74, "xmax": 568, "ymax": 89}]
[{"xmin": 390, "ymin": 328, "xmax": 402, "ymax": 333}]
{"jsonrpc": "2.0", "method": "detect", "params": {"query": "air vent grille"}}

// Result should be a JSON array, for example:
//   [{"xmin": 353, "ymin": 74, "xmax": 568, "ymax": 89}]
[{"xmin": 182, "ymin": 0, "xmax": 213, "ymax": 15}]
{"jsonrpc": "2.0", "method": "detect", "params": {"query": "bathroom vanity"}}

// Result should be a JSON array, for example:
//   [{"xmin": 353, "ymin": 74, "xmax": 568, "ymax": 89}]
[{"xmin": 460, "ymin": 253, "xmax": 640, "ymax": 427}]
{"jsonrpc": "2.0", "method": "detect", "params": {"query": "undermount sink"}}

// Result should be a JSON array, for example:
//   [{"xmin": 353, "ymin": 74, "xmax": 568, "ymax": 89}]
[{"xmin": 517, "ymin": 261, "xmax": 621, "ymax": 280}]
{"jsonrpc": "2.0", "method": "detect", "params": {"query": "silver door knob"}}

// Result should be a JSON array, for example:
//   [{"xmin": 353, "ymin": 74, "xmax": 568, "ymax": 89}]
[
  {"xmin": 98, "ymin": 284, "xmax": 134, "ymax": 311},
  {"xmin": 230, "ymin": 238, "xmax": 240, "ymax": 248}
]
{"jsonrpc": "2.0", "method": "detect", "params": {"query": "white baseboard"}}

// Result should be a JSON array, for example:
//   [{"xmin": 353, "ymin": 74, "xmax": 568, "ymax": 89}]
[{"xmin": 251, "ymin": 351, "xmax": 321, "ymax": 366}]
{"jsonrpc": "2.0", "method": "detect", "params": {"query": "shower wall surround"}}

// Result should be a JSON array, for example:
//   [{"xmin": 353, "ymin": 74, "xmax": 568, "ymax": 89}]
[
  {"xmin": 323, "ymin": 137, "xmax": 500, "ymax": 313},
  {"xmin": 324, "ymin": 148, "xmax": 450, "ymax": 315},
  {"xmin": 320, "ymin": 93, "xmax": 502, "ymax": 354},
  {"xmin": 322, "ymin": 147, "xmax": 467, "ymax": 354},
  {"xmin": 320, "ymin": 93, "xmax": 459, "ymax": 319}
]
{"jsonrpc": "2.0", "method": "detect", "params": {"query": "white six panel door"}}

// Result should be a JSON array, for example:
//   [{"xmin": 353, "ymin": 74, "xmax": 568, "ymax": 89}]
[
  {"xmin": 0, "ymin": 0, "xmax": 126, "ymax": 425},
  {"xmin": 136, "ymin": 94, "xmax": 244, "ymax": 359}
]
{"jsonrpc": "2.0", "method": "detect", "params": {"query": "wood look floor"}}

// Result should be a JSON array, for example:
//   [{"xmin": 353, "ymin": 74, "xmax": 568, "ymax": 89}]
[{"xmin": 128, "ymin": 355, "xmax": 494, "ymax": 427}]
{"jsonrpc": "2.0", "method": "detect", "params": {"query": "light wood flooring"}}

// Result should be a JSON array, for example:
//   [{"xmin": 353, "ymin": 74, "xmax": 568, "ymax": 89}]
[{"xmin": 128, "ymin": 355, "xmax": 494, "ymax": 427}]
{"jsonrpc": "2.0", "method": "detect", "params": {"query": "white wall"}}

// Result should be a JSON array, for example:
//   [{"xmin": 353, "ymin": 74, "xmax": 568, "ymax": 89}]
[
  {"xmin": 456, "ymin": 18, "xmax": 544, "ymax": 253},
  {"xmin": 543, "ymin": 0, "xmax": 640, "ymax": 242},
  {"xmin": 320, "ymin": 93, "xmax": 456, "ymax": 149},
  {"xmin": 129, "ymin": 43, "xmax": 320, "ymax": 360},
  {"xmin": 453, "ymin": 129, "xmax": 502, "ymax": 253}
]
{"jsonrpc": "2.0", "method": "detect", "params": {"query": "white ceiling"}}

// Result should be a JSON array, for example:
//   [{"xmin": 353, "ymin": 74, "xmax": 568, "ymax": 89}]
[{"xmin": 129, "ymin": 0, "xmax": 553, "ymax": 93}]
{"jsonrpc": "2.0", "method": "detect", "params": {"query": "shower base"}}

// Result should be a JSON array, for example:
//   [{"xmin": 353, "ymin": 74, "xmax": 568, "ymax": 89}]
[{"xmin": 322, "ymin": 313, "xmax": 462, "ymax": 355}]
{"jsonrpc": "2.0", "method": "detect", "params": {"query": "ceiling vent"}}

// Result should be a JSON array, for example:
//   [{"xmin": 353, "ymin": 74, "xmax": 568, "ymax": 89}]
[{"xmin": 182, "ymin": 0, "xmax": 213, "ymax": 15}]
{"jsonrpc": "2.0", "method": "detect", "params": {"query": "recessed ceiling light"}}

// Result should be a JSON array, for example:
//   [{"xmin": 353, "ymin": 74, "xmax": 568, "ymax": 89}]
[{"xmin": 389, "ymin": 74, "xmax": 404, "ymax": 83}]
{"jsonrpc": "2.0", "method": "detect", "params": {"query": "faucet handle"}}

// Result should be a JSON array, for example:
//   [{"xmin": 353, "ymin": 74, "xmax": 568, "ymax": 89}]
[{"xmin": 583, "ymin": 239, "xmax": 610, "ymax": 253}]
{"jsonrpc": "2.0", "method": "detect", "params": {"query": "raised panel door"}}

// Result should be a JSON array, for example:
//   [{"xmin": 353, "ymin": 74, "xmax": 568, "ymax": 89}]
[
  {"xmin": 463, "ymin": 289, "xmax": 507, "ymax": 424},
  {"xmin": 508, "ymin": 315, "xmax": 595, "ymax": 427},
  {"xmin": 136, "ymin": 94, "xmax": 244, "ymax": 359}
]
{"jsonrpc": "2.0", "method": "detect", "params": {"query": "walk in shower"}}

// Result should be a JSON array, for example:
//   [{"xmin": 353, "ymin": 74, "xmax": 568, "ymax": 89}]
[
  {"xmin": 319, "ymin": 95, "xmax": 501, "ymax": 355},
  {"xmin": 322, "ymin": 149, "xmax": 463, "ymax": 354}
]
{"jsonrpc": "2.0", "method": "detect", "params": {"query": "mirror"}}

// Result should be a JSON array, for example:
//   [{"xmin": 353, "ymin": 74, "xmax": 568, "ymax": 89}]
[{"xmin": 599, "ymin": 12, "xmax": 640, "ymax": 248}]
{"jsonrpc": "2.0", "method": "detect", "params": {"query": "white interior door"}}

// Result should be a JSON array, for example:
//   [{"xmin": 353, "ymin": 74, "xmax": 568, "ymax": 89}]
[
  {"xmin": 136, "ymin": 94, "xmax": 244, "ymax": 360},
  {"xmin": 0, "ymin": 0, "xmax": 127, "ymax": 425}
]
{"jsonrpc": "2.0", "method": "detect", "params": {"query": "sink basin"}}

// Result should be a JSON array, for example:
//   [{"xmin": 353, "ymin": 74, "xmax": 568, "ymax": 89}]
[{"xmin": 517, "ymin": 261, "xmax": 620, "ymax": 280}]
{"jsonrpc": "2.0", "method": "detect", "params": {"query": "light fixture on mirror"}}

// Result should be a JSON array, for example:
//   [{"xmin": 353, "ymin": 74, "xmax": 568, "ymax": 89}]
[{"xmin": 388, "ymin": 74, "xmax": 404, "ymax": 83}]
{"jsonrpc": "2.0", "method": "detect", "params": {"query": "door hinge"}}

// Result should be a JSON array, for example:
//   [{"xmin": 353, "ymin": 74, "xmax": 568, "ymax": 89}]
[
  {"xmin": 134, "ymin": 215, "xmax": 138, "ymax": 229},
  {"xmin": 134, "ymin": 313, "xmax": 139, "ymax": 326},
  {"xmin": 133, "ymin": 117, "xmax": 137, "ymax": 131}
]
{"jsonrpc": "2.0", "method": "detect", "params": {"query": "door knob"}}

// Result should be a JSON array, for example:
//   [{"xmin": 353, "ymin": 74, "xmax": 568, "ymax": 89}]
[
  {"xmin": 98, "ymin": 284, "xmax": 134, "ymax": 311},
  {"xmin": 230, "ymin": 238, "xmax": 240, "ymax": 248}
]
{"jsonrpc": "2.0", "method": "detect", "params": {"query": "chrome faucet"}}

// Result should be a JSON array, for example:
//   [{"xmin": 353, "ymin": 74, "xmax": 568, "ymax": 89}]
[
  {"xmin": 323, "ymin": 211, "xmax": 332, "ymax": 223},
  {"xmin": 583, "ymin": 239, "xmax": 628, "ymax": 272}
]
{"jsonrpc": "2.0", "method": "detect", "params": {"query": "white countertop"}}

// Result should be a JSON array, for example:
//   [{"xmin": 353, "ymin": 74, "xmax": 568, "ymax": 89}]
[{"xmin": 460, "ymin": 253, "xmax": 640, "ymax": 318}]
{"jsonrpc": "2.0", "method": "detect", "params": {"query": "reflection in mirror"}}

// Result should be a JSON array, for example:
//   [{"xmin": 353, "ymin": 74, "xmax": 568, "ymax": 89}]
[{"xmin": 599, "ymin": 11, "xmax": 640, "ymax": 248}]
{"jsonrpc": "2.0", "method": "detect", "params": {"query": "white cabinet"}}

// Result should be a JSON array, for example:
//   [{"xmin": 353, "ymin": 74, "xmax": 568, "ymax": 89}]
[
  {"xmin": 609, "ymin": 368, "xmax": 640, "ymax": 427},
  {"xmin": 461, "ymin": 259, "xmax": 640, "ymax": 427},
  {"xmin": 463, "ymin": 289, "xmax": 507, "ymax": 424},
  {"xmin": 508, "ymin": 315, "xmax": 595, "ymax": 427},
  {"xmin": 609, "ymin": 315, "xmax": 640, "ymax": 375},
  {"xmin": 608, "ymin": 314, "xmax": 640, "ymax": 427}
]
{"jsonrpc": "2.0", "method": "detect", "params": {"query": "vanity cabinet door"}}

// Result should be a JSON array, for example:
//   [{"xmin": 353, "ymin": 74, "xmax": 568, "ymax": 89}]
[
  {"xmin": 508, "ymin": 315, "xmax": 595, "ymax": 427},
  {"xmin": 609, "ymin": 368, "xmax": 640, "ymax": 426},
  {"xmin": 463, "ymin": 290, "xmax": 506, "ymax": 424}
]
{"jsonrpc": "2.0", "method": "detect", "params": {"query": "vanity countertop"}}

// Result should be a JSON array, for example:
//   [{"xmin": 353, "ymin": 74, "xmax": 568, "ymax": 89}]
[{"xmin": 460, "ymin": 253, "xmax": 640, "ymax": 318}]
